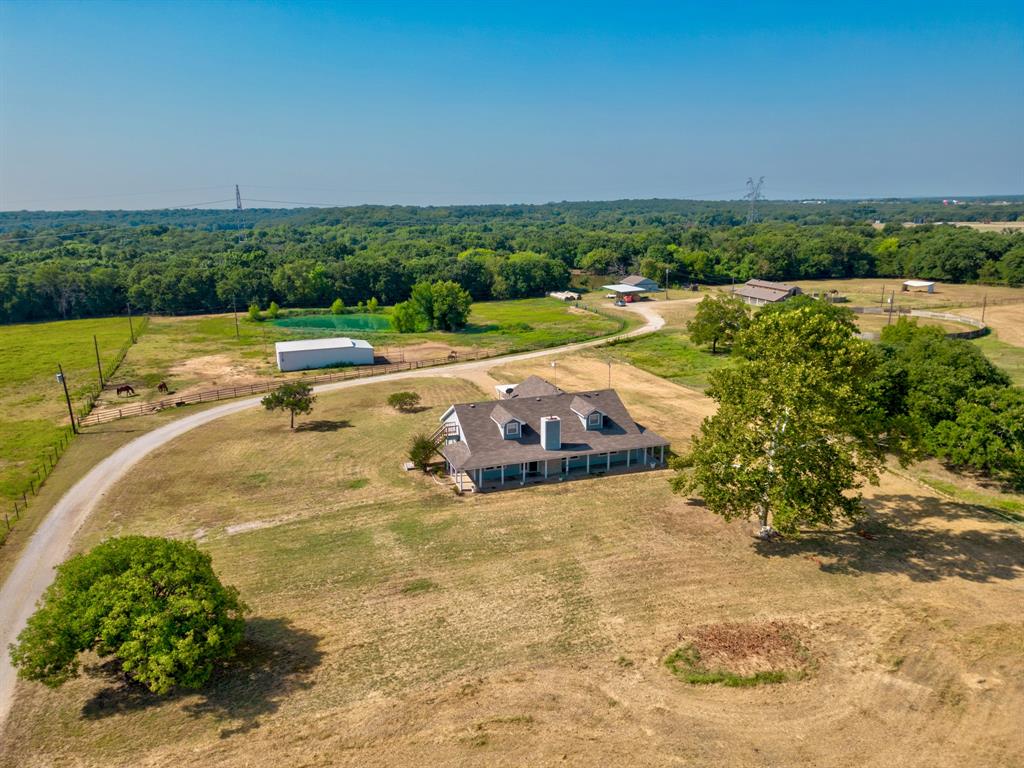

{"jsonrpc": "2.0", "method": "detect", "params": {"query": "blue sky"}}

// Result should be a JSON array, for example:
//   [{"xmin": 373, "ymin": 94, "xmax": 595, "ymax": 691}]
[{"xmin": 1, "ymin": 1, "xmax": 1021, "ymax": 210}]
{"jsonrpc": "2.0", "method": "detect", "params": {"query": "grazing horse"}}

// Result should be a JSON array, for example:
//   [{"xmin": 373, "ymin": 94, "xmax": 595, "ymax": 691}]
[
  {"xmin": 157, "ymin": 381, "xmax": 169, "ymax": 394},
  {"xmin": 116, "ymin": 384, "xmax": 135, "ymax": 397},
  {"xmin": 447, "ymin": 351, "xmax": 459, "ymax": 361}
]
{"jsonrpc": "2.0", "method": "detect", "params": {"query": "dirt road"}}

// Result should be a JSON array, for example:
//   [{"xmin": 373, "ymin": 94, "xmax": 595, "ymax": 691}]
[{"xmin": 0, "ymin": 302, "xmax": 669, "ymax": 729}]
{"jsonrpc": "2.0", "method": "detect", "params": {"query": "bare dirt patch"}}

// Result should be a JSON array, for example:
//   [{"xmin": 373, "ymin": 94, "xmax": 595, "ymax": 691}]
[{"xmin": 666, "ymin": 621, "xmax": 811, "ymax": 684}]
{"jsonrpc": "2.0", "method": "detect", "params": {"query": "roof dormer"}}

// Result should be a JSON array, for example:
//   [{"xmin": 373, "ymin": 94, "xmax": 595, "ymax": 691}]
[
  {"xmin": 490, "ymin": 404, "xmax": 524, "ymax": 439},
  {"xmin": 570, "ymin": 395, "xmax": 605, "ymax": 430}
]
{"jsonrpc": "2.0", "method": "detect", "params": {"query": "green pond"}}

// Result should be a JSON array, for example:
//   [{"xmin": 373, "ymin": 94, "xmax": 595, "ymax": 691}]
[{"xmin": 274, "ymin": 313, "xmax": 393, "ymax": 331}]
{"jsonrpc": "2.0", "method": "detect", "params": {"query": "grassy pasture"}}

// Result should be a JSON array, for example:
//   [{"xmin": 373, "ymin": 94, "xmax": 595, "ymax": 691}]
[
  {"xmin": 106, "ymin": 299, "xmax": 627, "ymax": 405},
  {"xmin": 4, "ymin": 370, "xmax": 1024, "ymax": 767},
  {"xmin": 0, "ymin": 317, "xmax": 139, "ymax": 507}
]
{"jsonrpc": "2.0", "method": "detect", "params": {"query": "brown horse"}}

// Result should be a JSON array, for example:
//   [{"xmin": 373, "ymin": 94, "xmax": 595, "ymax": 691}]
[
  {"xmin": 157, "ymin": 381, "xmax": 169, "ymax": 394},
  {"xmin": 116, "ymin": 384, "xmax": 135, "ymax": 397}
]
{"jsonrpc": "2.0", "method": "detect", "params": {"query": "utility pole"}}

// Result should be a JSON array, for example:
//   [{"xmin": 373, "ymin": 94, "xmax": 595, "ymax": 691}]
[
  {"xmin": 232, "ymin": 297, "xmax": 240, "ymax": 339},
  {"xmin": 887, "ymin": 291, "xmax": 895, "ymax": 325},
  {"xmin": 127, "ymin": 301, "xmax": 136, "ymax": 343},
  {"xmin": 93, "ymin": 335, "xmax": 104, "ymax": 389},
  {"xmin": 56, "ymin": 364, "xmax": 77, "ymax": 434},
  {"xmin": 665, "ymin": 266, "xmax": 670, "ymax": 300},
  {"xmin": 981, "ymin": 293, "xmax": 988, "ymax": 323}
]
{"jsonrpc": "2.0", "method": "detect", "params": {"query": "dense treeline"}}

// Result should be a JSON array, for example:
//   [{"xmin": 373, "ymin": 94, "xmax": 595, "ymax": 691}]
[
  {"xmin": 3, "ymin": 196, "xmax": 1022, "ymax": 235},
  {"xmin": 1, "ymin": 204, "xmax": 1022, "ymax": 323}
]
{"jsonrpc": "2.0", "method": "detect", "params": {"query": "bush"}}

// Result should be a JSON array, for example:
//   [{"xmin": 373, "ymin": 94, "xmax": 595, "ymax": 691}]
[
  {"xmin": 409, "ymin": 433, "xmax": 437, "ymax": 471},
  {"xmin": 330, "ymin": 298, "xmax": 345, "ymax": 315},
  {"xmin": 247, "ymin": 302, "xmax": 262, "ymax": 321},
  {"xmin": 367, "ymin": 297, "xmax": 379, "ymax": 313},
  {"xmin": 9, "ymin": 536, "xmax": 246, "ymax": 694},
  {"xmin": 387, "ymin": 391, "xmax": 421, "ymax": 412},
  {"xmin": 267, "ymin": 301, "xmax": 280, "ymax": 319}
]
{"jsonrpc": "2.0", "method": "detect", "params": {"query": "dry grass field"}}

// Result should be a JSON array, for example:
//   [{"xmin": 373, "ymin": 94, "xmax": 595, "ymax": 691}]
[{"xmin": 3, "ymin": 365, "xmax": 1023, "ymax": 767}]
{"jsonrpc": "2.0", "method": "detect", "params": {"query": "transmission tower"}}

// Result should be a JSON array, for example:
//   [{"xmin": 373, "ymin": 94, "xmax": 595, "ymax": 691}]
[
  {"xmin": 745, "ymin": 176, "xmax": 765, "ymax": 224},
  {"xmin": 235, "ymin": 185, "xmax": 243, "ymax": 242}
]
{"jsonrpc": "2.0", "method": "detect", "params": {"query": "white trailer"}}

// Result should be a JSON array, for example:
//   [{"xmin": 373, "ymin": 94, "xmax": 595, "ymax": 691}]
[{"xmin": 275, "ymin": 337, "xmax": 374, "ymax": 372}]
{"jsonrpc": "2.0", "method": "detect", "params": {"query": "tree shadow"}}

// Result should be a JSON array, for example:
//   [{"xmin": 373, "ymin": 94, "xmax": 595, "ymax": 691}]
[
  {"xmin": 753, "ymin": 494, "xmax": 1024, "ymax": 583},
  {"xmin": 295, "ymin": 419, "xmax": 352, "ymax": 432},
  {"xmin": 80, "ymin": 617, "xmax": 323, "ymax": 738}
]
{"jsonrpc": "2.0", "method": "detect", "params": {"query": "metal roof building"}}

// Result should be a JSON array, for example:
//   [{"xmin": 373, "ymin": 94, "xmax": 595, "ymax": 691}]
[{"xmin": 274, "ymin": 337, "xmax": 374, "ymax": 372}]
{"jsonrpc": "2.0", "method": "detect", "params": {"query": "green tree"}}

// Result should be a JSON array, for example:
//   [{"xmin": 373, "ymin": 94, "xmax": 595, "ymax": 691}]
[
  {"xmin": 367, "ymin": 296, "xmax": 379, "ymax": 312},
  {"xmin": 430, "ymin": 280, "xmax": 472, "ymax": 331},
  {"xmin": 387, "ymin": 391, "xmax": 422, "ymax": 412},
  {"xmin": 267, "ymin": 301, "xmax": 280, "ymax": 319},
  {"xmin": 673, "ymin": 305, "xmax": 891, "ymax": 537},
  {"xmin": 578, "ymin": 247, "xmax": 616, "ymax": 274},
  {"xmin": 927, "ymin": 386, "xmax": 1024, "ymax": 489},
  {"xmin": 686, "ymin": 293, "xmax": 750, "ymax": 353},
  {"xmin": 261, "ymin": 382, "xmax": 315, "ymax": 429},
  {"xmin": 247, "ymin": 302, "xmax": 261, "ymax": 321},
  {"xmin": 9, "ymin": 536, "xmax": 246, "ymax": 694},
  {"xmin": 409, "ymin": 433, "xmax": 437, "ymax": 471},
  {"xmin": 330, "ymin": 298, "xmax": 345, "ymax": 315},
  {"xmin": 391, "ymin": 299, "xmax": 427, "ymax": 333}
]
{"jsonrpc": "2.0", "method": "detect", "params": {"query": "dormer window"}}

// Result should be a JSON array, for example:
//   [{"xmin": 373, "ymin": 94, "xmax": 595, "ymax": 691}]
[
  {"xmin": 588, "ymin": 412, "xmax": 603, "ymax": 429},
  {"xmin": 505, "ymin": 421, "xmax": 520, "ymax": 438}
]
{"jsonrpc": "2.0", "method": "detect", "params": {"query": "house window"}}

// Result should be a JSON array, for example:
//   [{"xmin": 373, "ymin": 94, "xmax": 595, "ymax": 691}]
[
  {"xmin": 505, "ymin": 421, "xmax": 520, "ymax": 437},
  {"xmin": 587, "ymin": 412, "xmax": 602, "ymax": 429}
]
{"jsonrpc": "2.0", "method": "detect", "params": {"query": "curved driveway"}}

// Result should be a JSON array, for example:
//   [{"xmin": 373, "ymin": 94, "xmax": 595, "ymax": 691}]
[{"xmin": 0, "ymin": 302, "xmax": 669, "ymax": 727}]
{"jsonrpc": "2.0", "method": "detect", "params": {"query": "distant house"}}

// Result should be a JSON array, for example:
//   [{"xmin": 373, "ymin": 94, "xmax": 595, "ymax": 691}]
[
  {"xmin": 274, "ymin": 337, "xmax": 374, "ymax": 372},
  {"xmin": 733, "ymin": 279, "xmax": 802, "ymax": 307},
  {"xmin": 620, "ymin": 275, "xmax": 660, "ymax": 292},
  {"xmin": 436, "ymin": 376, "xmax": 669, "ymax": 491},
  {"xmin": 602, "ymin": 274, "xmax": 661, "ymax": 303}
]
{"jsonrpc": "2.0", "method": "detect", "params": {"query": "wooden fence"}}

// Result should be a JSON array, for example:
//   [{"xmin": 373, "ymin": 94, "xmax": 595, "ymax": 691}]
[{"xmin": 78, "ymin": 347, "xmax": 496, "ymax": 426}]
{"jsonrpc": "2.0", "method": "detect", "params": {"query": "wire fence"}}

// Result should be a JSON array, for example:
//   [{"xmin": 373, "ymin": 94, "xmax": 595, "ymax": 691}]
[
  {"xmin": 2, "ymin": 318, "xmax": 149, "ymax": 546},
  {"xmin": 2, "ymin": 425, "xmax": 75, "ymax": 544}
]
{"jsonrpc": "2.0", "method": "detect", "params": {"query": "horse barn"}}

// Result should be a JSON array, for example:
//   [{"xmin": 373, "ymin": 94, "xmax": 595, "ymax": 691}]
[
  {"xmin": 434, "ymin": 375, "xmax": 669, "ymax": 492},
  {"xmin": 274, "ymin": 337, "xmax": 374, "ymax": 372}
]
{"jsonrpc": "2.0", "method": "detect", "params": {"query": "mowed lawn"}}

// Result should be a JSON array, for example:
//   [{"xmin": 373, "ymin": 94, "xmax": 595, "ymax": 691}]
[
  {"xmin": 4, "ymin": 373, "xmax": 1023, "ymax": 767},
  {"xmin": 0, "ymin": 317, "xmax": 138, "ymax": 505}
]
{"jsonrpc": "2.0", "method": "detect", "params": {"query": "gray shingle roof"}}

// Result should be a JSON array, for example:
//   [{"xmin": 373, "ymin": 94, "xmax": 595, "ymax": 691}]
[
  {"xmin": 507, "ymin": 375, "xmax": 564, "ymax": 398},
  {"xmin": 570, "ymin": 395, "xmax": 600, "ymax": 418},
  {"xmin": 441, "ymin": 387, "xmax": 668, "ymax": 471}
]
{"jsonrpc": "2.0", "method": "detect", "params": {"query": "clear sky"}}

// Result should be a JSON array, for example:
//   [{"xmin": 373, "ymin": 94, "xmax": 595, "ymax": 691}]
[{"xmin": 1, "ymin": 0, "xmax": 1021, "ymax": 210}]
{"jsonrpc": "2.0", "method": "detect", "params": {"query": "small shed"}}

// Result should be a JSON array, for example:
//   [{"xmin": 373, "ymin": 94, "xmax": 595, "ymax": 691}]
[
  {"xmin": 601, "ymin": 283, "xmax": 647, "ymax": 303},
  {"xmin": 275, "ymin": 337, "xmax": 374, "ymax": 372},
  {"xmin": 902, "ymin": 280, "xmax": 936, "ymax": 293}
]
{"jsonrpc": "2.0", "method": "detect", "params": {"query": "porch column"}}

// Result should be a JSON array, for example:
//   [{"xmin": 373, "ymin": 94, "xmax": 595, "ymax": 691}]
[
  {"xmin": 660, "ymin": 445, "xmax": 665, "ymax": 464},
  {"xmin": 501, "ymin": 465, "xmax": 505, "ymax": 486},
  {"xmin": 544, "ymin": 461, "xmax": 549, "ymax": 479},
  {"xmin": 627, "ymin": 449, "xmax": 631, "ymax": 468},
  {"xmin": 607, "ymin": 453, "xmax": 611, "ymax": 471},
  {"xmin": 458, "ymin": 471, "xmax": 463, "ymax": 491},
  {"xmin": 521, "ymin": 463, "xmax": 526, "ymax": 485},
  {"xmin": 586, "ymin": 454, "xmax": 590, "ymax": 474}
]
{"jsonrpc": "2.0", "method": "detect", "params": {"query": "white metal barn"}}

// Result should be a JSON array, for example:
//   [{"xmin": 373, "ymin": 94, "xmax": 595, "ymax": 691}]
[{"xmin": 275, "ymin": 337, "xmax": 375, "ymax": 372}]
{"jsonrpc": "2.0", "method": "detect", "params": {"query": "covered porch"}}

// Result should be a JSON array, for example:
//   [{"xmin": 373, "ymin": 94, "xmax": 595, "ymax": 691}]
[{"xmin": 446, "ymin": 445, "xmax": 669, "ymax": 493}]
